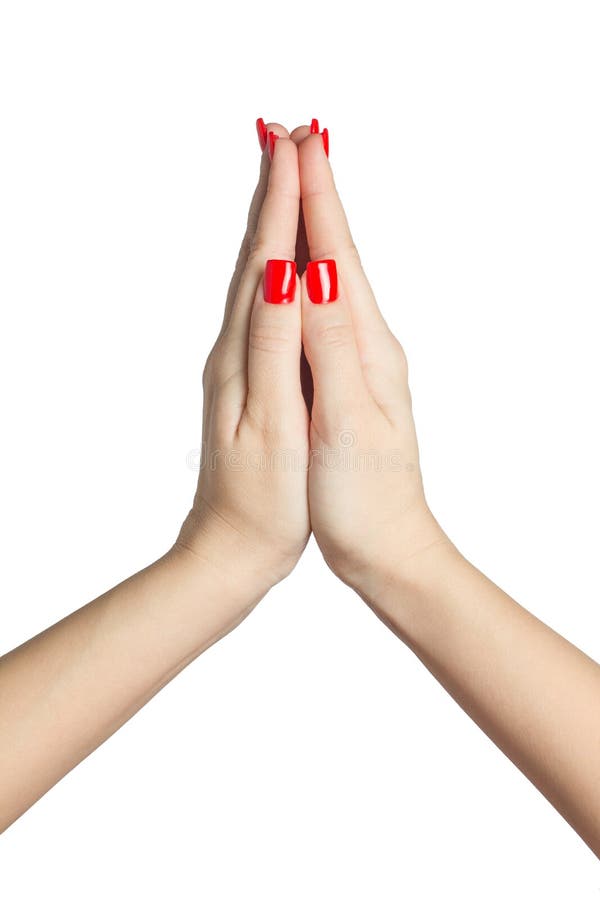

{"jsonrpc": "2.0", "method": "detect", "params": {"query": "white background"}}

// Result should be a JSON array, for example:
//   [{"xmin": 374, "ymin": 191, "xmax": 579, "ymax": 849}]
[{"xmin": 1, "ymin": 1, "xmax": 599, "ymax": 895}]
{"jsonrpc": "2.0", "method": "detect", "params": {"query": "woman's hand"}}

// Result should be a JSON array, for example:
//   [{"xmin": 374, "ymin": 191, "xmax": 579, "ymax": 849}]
[
  {"xmin": 0, "ymin": 123, "xmax": 313, "ymax": 832},
  {"xmin": 292, "ymin": 129, "xmax": 448, "ymax": 598},
  {"xmin": 176, "ymin": 123, "xmax": 310, "ymax": 601},
  {"xmin": 291, "ymin": 129, "xmax": 600, "ymax": 858}
]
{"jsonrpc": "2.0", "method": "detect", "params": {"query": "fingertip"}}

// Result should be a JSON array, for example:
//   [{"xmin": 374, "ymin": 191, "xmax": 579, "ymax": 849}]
[
  {"xmin": 267, "ymin": 130, "xmax": 279, "ymax": 161},
  {"xmin": 256, "ymin": 120, "xmax": 290, "ymax": 157},
  {"xmin": 298, "ymin": 134, "xmax": 333, "ymax": 201},
  {"xmin": 258, "ymin": 122, "xmax": 291, "ymax": 161},
  {"xmin": 298, "ymin": 131, "xmax": 330, "ymax": 164},
  {"xmin": 290, "ymin": 125, "xmax": 312, "ymax": 144},
  {"xmin": 256, "ymin": 118, "xmax": 268, "ymax": 151},
  {"xmin": 264, "ymin": 122, "xmax": 290, "ymax": 140},
  {"xmin": 264, "ymin": 133, "xmax": 300, "ymax": 182}
]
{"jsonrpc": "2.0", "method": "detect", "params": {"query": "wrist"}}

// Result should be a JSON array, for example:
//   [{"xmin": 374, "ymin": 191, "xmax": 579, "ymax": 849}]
[
  {"xmin": 359, "ymin": 537, "xmax": 467, "ymax": 644},
  {"xmin": 174, "ymin": 505, "xmax": 301, "ymax": 603},
  {"xmin": 328, "ymin": 506, "xmax": 449, "ymax": 599},
  {"xmin": 337, "ymin": 506, "xmax": 462, "ymax": 628}
]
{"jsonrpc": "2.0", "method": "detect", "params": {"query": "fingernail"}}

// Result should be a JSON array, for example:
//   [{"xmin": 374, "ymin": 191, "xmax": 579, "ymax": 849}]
[
  {"xmin": 306, "ymin": 259, "xmax": 338, "ymax": 304},
  {"xmin": 264, "ymin": 259, "xmax": 297, "ymax": 304},
  {"xmin": 267, "ymin": 131, "xmax": 279, "ymax": 161},
  {"xmin": 256, "ymin": 117, "xmax": 267, "ymax": 152},
  {"xmin": 310, "ymin": 118, "xmax": 320, "ymax": 134},
  {"xmin": 321, "ymin": 127, "xmax": 329, "ymax": 158}
]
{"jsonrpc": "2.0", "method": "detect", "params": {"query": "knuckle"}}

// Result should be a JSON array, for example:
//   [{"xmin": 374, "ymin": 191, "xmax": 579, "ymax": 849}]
[
  {"xmin": 203, "ymin": 340, "xmax": 235, "ymax": 390},
  {"xmin": 249, "ymin": 323, "xmax": 294, "ymax": 355},
  {"xmin": 247, "ymin": 239, "xmax": 276, "ymax": 268},
  {"xmin": 390, "ymin": 334, "xmax": 409, "ymax": 378},
  {"xmin": 315, "ymin": 321, "xmax": 354, "ymax": 350},
  {"xmin": 212, "ymin": 410, "xmax": 238, "ymax": 447},
  {"xmin": 236, "ymin": 233, "xmax": 254, "ymax": 265},
  {"xmin": 245, "ymin": 394, "xmax": 285, "ymax": 439},
  {"xmin": 344, "ymin": 241, "xmax": 362, "ymax": 264},
  {"xmin": 246, "ymin": 241, "xmax": 268, "ymax": 268},
  {"xmin": 202, "ymin": 349, "xmax": 216, "ymax": 388},
  {"xmin": 371, "ymin": 328, "xmax": 408, "ymax": 383}
]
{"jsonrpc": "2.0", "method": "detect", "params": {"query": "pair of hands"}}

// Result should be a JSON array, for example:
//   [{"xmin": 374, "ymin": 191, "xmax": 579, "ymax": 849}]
[
  {"xmin": 176, "ymin": 119, "xmax": 448, "ymax": 608},
  {"xmin": 3, "ymin": 117, "xmax": 599, "ymax": 856}
]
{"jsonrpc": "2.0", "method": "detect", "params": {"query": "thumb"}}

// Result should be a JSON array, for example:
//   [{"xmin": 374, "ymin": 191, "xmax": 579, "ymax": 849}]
[
  {"xmin": 301, "ymin": 259, "xmax": 369, "ymax": 437},
  {"xmin": 246, "ymin": 259, "xmax": 303, "ymax": 426}
]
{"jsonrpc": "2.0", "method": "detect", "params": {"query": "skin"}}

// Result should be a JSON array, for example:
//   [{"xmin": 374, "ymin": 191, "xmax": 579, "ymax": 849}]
[{"xmin": 0, "ymin": 122, "xmax": 599, "ymax": 858}]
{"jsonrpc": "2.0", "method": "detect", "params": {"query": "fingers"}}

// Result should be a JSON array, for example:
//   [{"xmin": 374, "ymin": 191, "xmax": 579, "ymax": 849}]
[
  {"xmin": 298, "ymin": 135, "xmax": 353, "ymax": 261},
  {"xmin": 220, "ymin": 155, "xmax": 269, "ymax": 333},
  {"xmin": 246, "ymin": 260, "xmax": 303, "ymax": 426},
  {"xmin": 298, "ymin": 134, "xmax": 387, "ymax": 335},
  {"xmin": 210, "ymin": 126, "xmax": 301, "ymax": 438},
  {"xmin": 290, "ymin": 118, "xmax": 326, "ymax": 149},
  {"xmin": 223, "ymin": 130, "xmax": 300, "ymax": 355},
  {"xmin": 221, "ymin": 122, "xmax": 291, "ymax": 333},
  {"xmin": 247, "ymin": 131, "xmax": 300, "ymax": 261},
  {"xmin": 300, "ymin": 259, "xmax": 370, "ymax": 433}
]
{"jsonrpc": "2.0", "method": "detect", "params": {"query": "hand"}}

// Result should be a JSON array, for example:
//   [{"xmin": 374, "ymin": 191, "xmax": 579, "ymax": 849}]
[
  {"xmin": 0, "ymin": 123, "xmax": 314, "ymax": 832},
  {"xmin": 293, "ymin": 129, "xmax": 449, "ymax": 597},
  {"xmin": 176, "ymin": 123, "xmax": 310, "ymax": 600}
]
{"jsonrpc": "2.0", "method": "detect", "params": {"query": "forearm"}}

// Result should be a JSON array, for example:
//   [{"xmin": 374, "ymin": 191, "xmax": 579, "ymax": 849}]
[
  {"xmin": 0, "ymin": 543, "xmax": 263, "ymax": 832},
  {"xmin": 366, "ymin": 543, "xmax": 600, "ymax": 857}
]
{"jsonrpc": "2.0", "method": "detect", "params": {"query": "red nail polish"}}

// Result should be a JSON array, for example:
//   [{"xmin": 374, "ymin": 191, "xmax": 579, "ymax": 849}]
[
  {"xmin": 256, "ymin": 118, "xmax": 267, "ymax": 151},
  {"xmin": 310, "ymin": 118, "xmax": 320, "ymax": 134},
  {"xmin": 267, "ymin": 131, "xmax": 279, "ymax": 161},
  {"xmin": 321, "ymin": 128, "xmax": 329, "ymax": 158},
  {"xmin": 264, "ymin": 259, "xmax": 297, "ymax": 304},
  {"xmin": 306, "ymin": 259, "xmax": 338, "ymax": 304}
]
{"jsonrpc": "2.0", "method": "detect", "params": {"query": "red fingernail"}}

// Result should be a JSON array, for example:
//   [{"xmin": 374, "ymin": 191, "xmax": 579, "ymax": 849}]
[
  {"xmin": 310, "ymin": 118, "xmax": 320, "ymax": 134},
  {"xmin": 321, "ymin": 127, "xmax": 329, "ymax": 158},
  {"xmin": 306, "ymin": 259, "xmax": 338, "ymax": 304},
  {"xmin": 256, "ymin": 117, "xmax": 267, "ymax": 151},
  {"xmin": 264, "ymin": 259, "xmax": 297, "ymax": 304},
  {"xmin": 267, "ymin": 131, "xmax": 279, "ymax": 161}
]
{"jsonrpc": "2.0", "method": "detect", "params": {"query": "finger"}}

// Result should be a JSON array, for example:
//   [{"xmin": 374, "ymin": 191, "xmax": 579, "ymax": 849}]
[
  {"xmin": 222, "ymin": 133, "xmax": 300, "ymax": 376},
  {"xmin": 246, "ymin": 260, "xmax": 303, "ymax": 426},
  {"xmin": 289, "ymin": 124, "xmax": 311, "ymax": 146},
  {"xmin": 290, "ymin": 117, "xmax": 322, "ymax": 146},
  {"xmin": 298, "ymin": 133, "xmax": 387, "ymax": 335},
  {"xmin": 243, "ymin": 132, "xmax": 299, "ymax": 268},
  {"xmin": 221, "ymin": 121, "xmax": 291, "ymax": 333},
  {"xmin": 300, "ymin": 259, "xmax": 370, "ymax": 434},
  {"xmin": 298, "ymin": 132, "xmax": 355, "ymax": 261}
]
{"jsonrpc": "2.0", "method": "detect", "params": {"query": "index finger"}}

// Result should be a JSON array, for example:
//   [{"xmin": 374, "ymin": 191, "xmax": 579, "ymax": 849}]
[
  {"xmin": 224, "ymin": 129, "xmax": 300, "ymax": 342},
  {"xmin": 220, "ymin": 122, "xmax": 288, "ymax": 333},
  {"xmin": 219, "ymin": 131, "xmax": 301, "ymax": 393},
  {"xmin": 298, "ymin": 134, "xmax": 385, "ymax": 332}
]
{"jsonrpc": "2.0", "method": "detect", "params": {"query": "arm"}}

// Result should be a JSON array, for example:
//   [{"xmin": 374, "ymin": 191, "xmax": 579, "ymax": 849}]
[
  {"xmin": 0, "ymin": 546, "xmax": 261, "ymax": 834},
  {"xmin": 293, "ymin": 126, "xmax": 600, "ymax": 857},
  {"xmin": 0, "ymin": 120, "xmax": 309, "ymax": 832},
  {"xmin": 371, "ymin": 542, "xmax": 600, "ymax": 857}
]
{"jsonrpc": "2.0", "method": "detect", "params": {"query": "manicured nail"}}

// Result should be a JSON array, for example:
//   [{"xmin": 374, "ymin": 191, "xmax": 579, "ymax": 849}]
[
  {"xmin": 321, "ymin": 127, "xmax": 329, "ymax": 158},
  {"xmin": 306, "ymin": 259, "xmax": 338, "ymax": 304},
  {"xmin": 267, "ymin": 131, "xmax": 279, "ymax": 161},
  {"xmin": 264, "ymin": 259, "xmax": 297, "ymax": 304},
  {"xmin": 310, "ymin": 118, "xmax": 320, "ymax": 134},
  {"xmin": 256, "ymin": 117, "xmax": 268, "ymax": 151}
]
